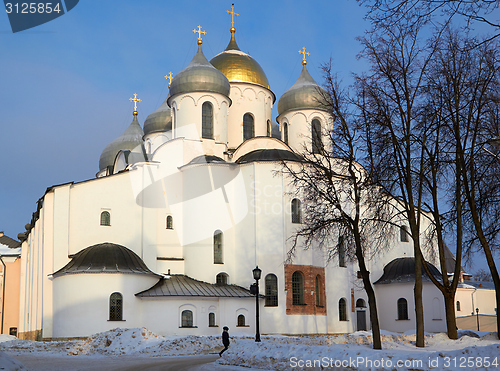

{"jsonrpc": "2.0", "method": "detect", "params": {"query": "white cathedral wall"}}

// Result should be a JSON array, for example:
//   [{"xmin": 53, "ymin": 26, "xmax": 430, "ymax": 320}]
[
  {"xmin": 226, "ymin": 83, "xmax": 273, "ymax": 150},
  {"xmin": 52, "ymin": 273, "xmax": 158, "ymax": 338}
]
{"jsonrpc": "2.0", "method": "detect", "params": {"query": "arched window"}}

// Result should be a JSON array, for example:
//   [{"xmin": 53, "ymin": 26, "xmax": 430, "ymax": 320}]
[
  {"xmin": 291, "ymin": 199, "xmax": 301, "ymax": 224},
  {"xmin": 356, "ymin": 298, "xmax": 366, "ymax": 308},
  {"xmin": 315, "ymin": 275, "xmax": 323, "ymax": 307},
  {"xmin": 172, "ymin": 107, "xmax": 177, "ymax": 133},
  {"xmin": 214, "ymin": 230, "xmax": 223, "ymax": 264},
  {"xmin": 400, "ymin": 226, "xmax": 409, "ymax": 242},
  {"xmin": 243, "ymin": 113, "xmax": 254, "ymax": 141},
  {"xmin": 267, "ymin": 120, "xmax": 271, "ymax": 137},
  {"xmin": 166, "ymin": 215, "xmax": 173, "ymax": 229},
  {"xmin": 209, "ymin": 312, "xmax": 216, "ymax": 327},
  {"xmin": 216, "ymin": 272, "xmax": 228, "ymax": 285},
  {"xmin": 283, "ymin": 122, "xmax": 289, "ymax": 144},
  {"xmin": 202, "ymin": 102, "xmax": 214, "ymax": 139},
  {"xmin": 397, "ymin": 298, "xmax": 408, "ymax": 320},
  {"xmin": 339, "ymin": 298, "xmax": 347, "ymax": 321},
  {"xmin": 312, "ymin": 119, "xmax": 322, "ymax": 154},
  {"xmin": 456, "ymin": 301, "xmax": 461, "ymax": 312},
  {"xmin": 109, "ymin": 292, "xmax": 122, "ymax": 321},
  {"xmin": 100, "ymin": 211, "xmax": 110, "ymax": 226},
  {"xmin": 181, "ymin": 310, "xmax": 193, "ymax": 327},
  {"xmin": 265, "ymin": 274, "xmax": 278, "ymax": 307},
  {"xmin": 338, "ymin": 236, "xmax": 346, "ymax": 267},
  {"xmin": 433, "ymin": 297, "xmax": 442, "ymax": 320},
  {"xmin": 237, "ymin": 314, "xmax": 246, "ymax": 327},
  {"xmin": 292, "ymin": 271, "xmax": 304, "ymax": 305}
]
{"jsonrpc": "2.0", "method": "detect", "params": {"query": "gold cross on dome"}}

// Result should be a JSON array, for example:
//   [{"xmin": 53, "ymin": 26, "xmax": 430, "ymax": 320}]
[
  {"xmin": 129, "ymin": 93, "xmax": 141, "ymax": 114},
  {"xmin": 226, "ymin": 4, "xmax": 239, "ymax": 28},
  {"xmin": 299, "ymin": 47, "xmax": 310, "ymax": 65},
  {"xmin": 193, "ymin": 25, "xmax": 206, "ymax": 45},
  {"xmin": 165, "ymin": 72, "xmax": 173, "ymax": 87}
]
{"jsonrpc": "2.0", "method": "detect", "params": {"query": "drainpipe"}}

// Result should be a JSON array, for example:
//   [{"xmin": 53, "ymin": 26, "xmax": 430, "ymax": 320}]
[
  {"xmin": 0, "ymin": 256, "xmax": 6, "ymax": 334},
  {"xmin": 471, "ymin": 288, "xmax": 477, "ymax": 315}
]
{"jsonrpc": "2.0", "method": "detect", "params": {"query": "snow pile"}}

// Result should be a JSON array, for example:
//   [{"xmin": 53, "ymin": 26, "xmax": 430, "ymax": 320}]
[
  {"xmin": 0, "ymin": 351, "xmax": 27, "ymax": 371},
  {"xmin": 220, "ymin": 331, "xmax": 500, "ymax": 371}
]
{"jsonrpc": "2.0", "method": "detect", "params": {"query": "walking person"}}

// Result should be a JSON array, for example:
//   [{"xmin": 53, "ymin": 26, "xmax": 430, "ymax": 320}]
[{"xmin": 219, "ymin": 326, "xmax": 230, "ymax": 356}]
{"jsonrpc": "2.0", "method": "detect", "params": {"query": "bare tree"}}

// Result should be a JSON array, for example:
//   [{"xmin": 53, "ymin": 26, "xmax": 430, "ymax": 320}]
[
  {"xmin": 355, "ymin": 18, "xmax": 439, "ymax": 347},
  {"xmin": 474, "ymin": 269, "xmax": 494, "ymax": 282},
  {"xmin": 281, "ymin": 64, "xmax": 400, "ymax": 350},
  {"xmin": 359, "ymin": 0, "xmax": 500, "ymax": 43}
]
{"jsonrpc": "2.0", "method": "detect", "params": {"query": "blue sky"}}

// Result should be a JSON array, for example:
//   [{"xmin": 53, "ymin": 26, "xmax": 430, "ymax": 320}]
[{"xmin": 0, "ymin": 1, "xmax": 495, "ymax": 272}]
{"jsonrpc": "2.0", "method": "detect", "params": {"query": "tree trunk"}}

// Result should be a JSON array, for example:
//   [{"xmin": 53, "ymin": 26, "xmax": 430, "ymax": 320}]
[
  {"xmin": 414, "ymin": 250, "xmax": 425, "ymax": 347},
  {"xmin": 443, "ymin": 291, "xmax": 458, "ymax": 339},
  {"xmin": 355, "ymin": 243, "xmax": 382, "ymax": 350}
]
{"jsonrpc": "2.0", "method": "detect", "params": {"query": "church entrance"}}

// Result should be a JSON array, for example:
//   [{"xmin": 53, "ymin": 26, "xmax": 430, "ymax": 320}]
[{"xmin": 356, "ymin": 310, "xmax": 367, "ymax": 331}]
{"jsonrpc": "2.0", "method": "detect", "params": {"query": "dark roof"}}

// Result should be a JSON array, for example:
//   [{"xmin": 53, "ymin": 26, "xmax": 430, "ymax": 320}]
[
  {"xmin": 0, "ymin": 234, "xmax": 21, "ymax": 248},
  {"xmin": 461, "ymin": 281, "xmax": 495, "ymax": 290},
  {"xmin": 136, "ymin": 274, "xmax": 258, "ymax": 298},
  {"xmin": 443, "ymin": 244, "xmax": 468, "ymax": 275},
  {"xmin": 186, "ymin": 155, "xmax": 228, "ymax": 166},
  {"xmin": 52, "ymin": 242, "xmax": 161, "ymax": 278},
  {"xmin": 236, "ymin": 149, "xmax": 302, "ymax": 164},
  {"xmin": 374, "ymin": 257, "xmax": 442, "ymax": 285}
]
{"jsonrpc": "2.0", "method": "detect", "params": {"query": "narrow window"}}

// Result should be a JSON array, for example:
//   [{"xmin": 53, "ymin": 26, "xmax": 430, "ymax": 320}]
[
  {"xmin": 338, "ymin": 236, "xmax": 346, "ymax": 267},
  {"xmin": 291, "ymin": 199, "xmax": 301, "ymax": 224},
  {"xmin": 265, "ymin": 274, "xmax": 278, "ymax": 307},
  {"xmin": 400, "ymin": 226, "xmax": 409, "ymax": 242},
  {"xmin": 100, "ymin": 211, "xmax": 110, "ymax": 226},
  {"xmin": 166, "ymin": 215, "xmax": 173, "ymax": 229},
  {"xmin": 9, "ymin": 327, "xmax": 17, "ymax": 337},
  {"xmin": 214, "ymin": 230, "xmax": 223, "ymax": 264},
  {"xmin": 315, "ymin": 275, "xmax": 323, "ymax": 307},
  {"xmin": 216, "ymin": 273, "xmax": 228, "ymax": 285},
  {"xmin": 292, "ymin": 271, "xmax": 304, "ymax": 305},
  {"xmin": 356, "ymin": 298, "xmax": 366, "ymax": 308},
  {"xmin": 397, "ymin": 298, "xmax": 408, "ymax": 320},
  {"xmin": 456, "ymin": 301, "xmax": 461, "ymax": 312},
  {"xmin": 339, "ymin": 298, "xmax": 347, "ymax": 321},
  {"xmin": 312, "ymin": 119, "xmax": 322, "ymax": 154},
  {"xmin": 209, "ymin": 312, "xmax": 216, "ymax": 327},
  {"xmin": 181, "ymin": 310, "xmax": 193, "ymax": 327},
  {"xmin": 243, "ymin": 113, "xmax": 254, "ymax": 141},
  {"xmin": 267, "ymin": 120, "xmax": 271, "ymax": 137},
  {"xmin": 433, "ymin": 297, "xmax": 442, "ymax": 320},
  {"xmin": 202, "ymin": 102, "xmax": 214, "ymax": 139},
  {"xmin": 283, "ymin": 122, "xmax": 288, "ymax": 144},
  {"xmin": 109, "ymin": 292, "xmax": 123, "ymax": 321},
  {"xmin": 237, "ymin": 314, "xmax": 246, "ymax": 327}
]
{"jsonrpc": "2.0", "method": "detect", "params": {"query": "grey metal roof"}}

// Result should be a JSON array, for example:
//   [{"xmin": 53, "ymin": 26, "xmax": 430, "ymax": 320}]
[
  {"xmin": 99, "ymin": 115, "xmax": 145, "ymax": 171},
  {"xmin": 186, "ymin": 155, "xmax": 227, "ymax": 166},
  {"xmin": 236, "ymin": 149, "xmax": 302, "ymax": 164},
  {"xmin": 0, "ymin": 234, "xmax": 21, "ymax": 248},
  {"xmin": 136, "ymin": 274, "xmax": 256, "ymax": 298},
  {"xmin": 277, "ymin": 65, "xmax": 328, "ymax": 116},
  {"xmin": 52, "ymin": 242, "xmax": 161, "ymax": 278},
  {"xmin": 144, "ymin": 98, "xmax": 172, "ymax": 136},
  {"xmin": 168, "ymin": 45, "xmax": 230, "ymax": 105},
  {"xmin": 374, "ymin": 257, "xmax": 442, "ymax": 284}
]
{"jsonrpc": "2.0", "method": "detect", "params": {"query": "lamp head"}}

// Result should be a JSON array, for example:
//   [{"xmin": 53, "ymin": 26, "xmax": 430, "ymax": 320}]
[{"xmin": 253, "ymin": 266, "xmax": 262, "ymax": 280}]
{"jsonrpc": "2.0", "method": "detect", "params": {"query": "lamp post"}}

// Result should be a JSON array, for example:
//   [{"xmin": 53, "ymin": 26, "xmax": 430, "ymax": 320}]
[
  {"xmin": 482, "ymin": 136, "xmax": 500, "ymax": 160},
  {"xmin": 476, "ymin": 308, "xmax": 480, "ymax": 331},
  {"xmin": 252, "ymin": 266, "xmax": 262, "ymax": 342}
]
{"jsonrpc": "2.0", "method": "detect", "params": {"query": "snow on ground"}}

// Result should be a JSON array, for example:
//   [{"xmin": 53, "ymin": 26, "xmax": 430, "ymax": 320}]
[
  {"xmin": 1, "ymin": 328, "xmax": 499, "ymax": 370},
  {"xmin": 0, "ymin": 351, "xmax": 27, "ymax": 371}
]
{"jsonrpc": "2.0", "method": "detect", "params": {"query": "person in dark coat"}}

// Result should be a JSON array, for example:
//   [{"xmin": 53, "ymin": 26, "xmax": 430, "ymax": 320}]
[{"xmin": 219, "ymin": 326, "xmax": 230, "ymax": 356}]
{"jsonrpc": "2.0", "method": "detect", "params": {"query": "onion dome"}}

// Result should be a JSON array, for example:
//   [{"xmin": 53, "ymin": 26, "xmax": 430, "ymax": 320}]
[
  {"xmin": 144, "ymin": 98, "xmax": 172, "ymax": 136},
  {"xmin": 277, "ymin": 64, "xmax": 328, "ymax": 116},
  {"xmin": 99, "ymin": 113, "xmax": 145, "ymax": 172},
  {"xmin": 210, "ymin": 29, "xmax": 270, "ymax": 90},
  {"xmin": 51, "ymin": 242, "xmax": 161, "ymax": 277},
  {"xmin": 374, "ymin": 257, "xmax": 442, "ymax": 284},
  {"xmin": 167, "ymin": 45, "xmax": 230, "ymax": 105}
]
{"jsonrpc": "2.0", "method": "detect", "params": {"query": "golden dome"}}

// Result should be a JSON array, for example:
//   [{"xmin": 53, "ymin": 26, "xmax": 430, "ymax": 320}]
[{"xmin": 210, "ymin": 31, "xmax": 270, "ymax": 90}]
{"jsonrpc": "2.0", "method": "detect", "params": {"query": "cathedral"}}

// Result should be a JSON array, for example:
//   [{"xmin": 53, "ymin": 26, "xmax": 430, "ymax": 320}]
[{"xmin": 16, "ymin": 7, "xmax": 447, "ymax": 340}]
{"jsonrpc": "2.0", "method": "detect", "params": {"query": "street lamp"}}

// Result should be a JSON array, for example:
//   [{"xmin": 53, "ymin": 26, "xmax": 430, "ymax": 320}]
[
  {"xmin": 482, "ymin": 136, "xmax": 500, "ymax": 160},
  {"xmin": 476, "ymin": 308, "xmax": 480, "ymax": 331},
  {"xmin": 252, "ymin": 266, "xmax": 262, "ymax": 342}
]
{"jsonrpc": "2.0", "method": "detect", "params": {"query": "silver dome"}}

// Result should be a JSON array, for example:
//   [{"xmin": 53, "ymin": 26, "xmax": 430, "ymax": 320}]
[
  {"xmin": 99, "ymin": 115, "xmax": 145, "ymax": 171},
  {"xmin": 144, "ymin": 98, "xmax": 172, "ymax": 136},
  {"xmin": 167, "ymin": 45, "xmax": 230, "ymax": 106},
  {"xmin": 277, "ymin": 65, "xmax": 328, "ymax": 116}
]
